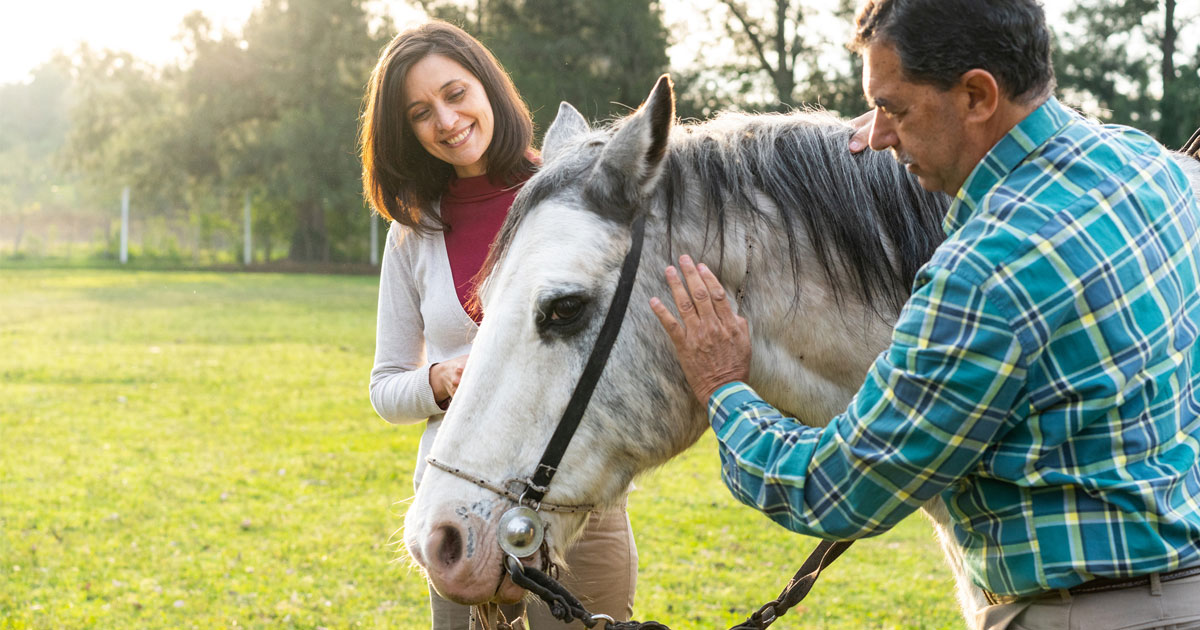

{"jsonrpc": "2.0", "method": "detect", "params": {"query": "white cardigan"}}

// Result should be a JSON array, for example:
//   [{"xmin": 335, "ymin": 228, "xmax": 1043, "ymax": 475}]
[{"xmin": 369, "ymin": 219, "xmax": 479, "ymax": 487}]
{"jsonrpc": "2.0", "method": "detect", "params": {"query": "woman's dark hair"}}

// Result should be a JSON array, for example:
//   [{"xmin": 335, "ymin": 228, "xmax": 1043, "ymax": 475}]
[
  {"xmin": 852, "ymin": 0, "xmax": 1055, "ymax": 104},
  {"xmin": 359, "ymin": 21, "xmax": 535, "ymax": 232}
]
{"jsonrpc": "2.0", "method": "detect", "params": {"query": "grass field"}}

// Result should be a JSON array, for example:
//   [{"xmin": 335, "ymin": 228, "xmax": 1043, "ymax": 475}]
[{"xmin": 0, "ymin": 267, "xmax": 962, "ymax": 629}]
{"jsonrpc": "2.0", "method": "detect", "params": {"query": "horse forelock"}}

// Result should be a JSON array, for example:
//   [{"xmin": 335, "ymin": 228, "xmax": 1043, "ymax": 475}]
[{"xmin": 477, "ymin": 109, "xmax": 950, "ymax": 316}]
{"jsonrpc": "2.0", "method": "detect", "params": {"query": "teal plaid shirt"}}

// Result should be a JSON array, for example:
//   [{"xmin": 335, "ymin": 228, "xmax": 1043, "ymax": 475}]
[{"xmin": 710, "ymin": 98, "xmax": 1200, "ymax": 597}]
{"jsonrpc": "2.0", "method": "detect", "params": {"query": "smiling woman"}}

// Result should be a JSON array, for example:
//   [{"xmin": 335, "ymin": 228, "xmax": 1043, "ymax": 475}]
[
  {"xmin": 402, "ymin": 54, "xmax": 495, "ymax": 178},
  {"xmin": 356, "ymin": 20, "xmax": 639, "ymax": 630}
]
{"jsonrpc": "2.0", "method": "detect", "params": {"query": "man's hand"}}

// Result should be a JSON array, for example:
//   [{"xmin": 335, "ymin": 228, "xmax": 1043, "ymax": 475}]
[
  {"xmin": 650, "ymin": 255, "xmax": 751, "ymax": 404},
  {"xmin": 848, "ymin": 110, "xmax": 875, "ymax": 154},
  {"xmin": 430, "ymin": 353, "xmax": 469, "ymax": 408}
]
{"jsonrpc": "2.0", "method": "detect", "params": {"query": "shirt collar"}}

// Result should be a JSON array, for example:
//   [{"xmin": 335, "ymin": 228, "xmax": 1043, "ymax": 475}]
[{"xmin": 943, "ymin": 97, "xmax": 1075, "ymax": 235}]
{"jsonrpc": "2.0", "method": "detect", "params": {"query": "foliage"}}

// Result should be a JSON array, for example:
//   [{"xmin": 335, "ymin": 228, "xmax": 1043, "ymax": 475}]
[
  {"xmin": 1054, "ymin": 0, "xmax": 1200, "ymax": 148},
  {"xmin": 0, "ymin": 59, "xmax": 81, "ymax": 256},
  {"xmin": 234, "ymin": 0, "xmax": 391, "ymax": 261},
  {"xmin": 670, "ymin": 0, "xmax": 866, "ymax": 118},
  {"xmin": 9, "ymin": 0, "xmax": 1199, "ymax": 266},
  {"xmin": 58, "ymin": 0, "xmax": 390, "ymax": 263},
  {"xmin": 0, "ymin": 267, "xmax": 962, "ymax": 629},
  {"xmin": 420, "ymin": 0, "xmax": 671, "ymax": 134}
]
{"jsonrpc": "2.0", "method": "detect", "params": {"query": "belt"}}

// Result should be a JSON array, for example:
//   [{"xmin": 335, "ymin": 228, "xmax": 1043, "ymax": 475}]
[{"xmin": 983, "ymin": 565, "xmax": 1200, "ymax": 606}]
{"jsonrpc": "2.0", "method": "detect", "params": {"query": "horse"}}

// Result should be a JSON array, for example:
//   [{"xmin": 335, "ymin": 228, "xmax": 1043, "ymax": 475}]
[{"xmin": 403, "ymin": 75, "xmax": 1200, "ymax": 626}]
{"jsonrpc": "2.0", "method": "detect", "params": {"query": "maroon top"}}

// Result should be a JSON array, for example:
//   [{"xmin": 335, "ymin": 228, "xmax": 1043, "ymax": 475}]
[{"xmin": 440, "ymin": 174, "xmax": 524, "ymax": 323}]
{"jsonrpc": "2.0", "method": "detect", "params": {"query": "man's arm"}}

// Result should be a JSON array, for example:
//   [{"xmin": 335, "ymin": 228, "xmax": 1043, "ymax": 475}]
[{"xmin": 651, "ymin": 257, "xmax": 1029, "ymax": 538}]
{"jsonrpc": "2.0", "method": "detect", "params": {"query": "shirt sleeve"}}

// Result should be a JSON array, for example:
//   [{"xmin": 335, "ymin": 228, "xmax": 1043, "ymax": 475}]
[
  {"xmin": 709, "ymin": 266, "xmax": 1029, "ymax": 539},
  {"xmin": 368, "ymin": 226, "xmax": 446, "ymax": 425}
]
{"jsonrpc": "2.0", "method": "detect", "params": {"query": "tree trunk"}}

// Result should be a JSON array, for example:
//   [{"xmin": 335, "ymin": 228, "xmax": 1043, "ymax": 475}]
[
  {"xmin": 288, "ymin": 199, "xmax": 329, "ymax": 262},
  {"xmin": 1160, "ymin": 0, "xmax": 1178, "ymax": 144},
  {"xmin": 773, "ymin": 0, "xmax": 793, "ymax": 107}
]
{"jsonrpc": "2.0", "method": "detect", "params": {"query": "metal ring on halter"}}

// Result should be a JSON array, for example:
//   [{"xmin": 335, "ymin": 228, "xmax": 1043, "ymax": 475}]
[
  {"xmin": 518, "ymin": 487, "xmax": 542, "ymax": 512},
  {"xmin": 587, "ymin": 613, "xmax": 615, "ymax": 627},
  {"xmin": 504, "ymin": 554, "xmax": 524, "ymax": 577}
]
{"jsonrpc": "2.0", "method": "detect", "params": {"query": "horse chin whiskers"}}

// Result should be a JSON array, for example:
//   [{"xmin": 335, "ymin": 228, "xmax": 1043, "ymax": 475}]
[{"xmin": 386, "ymin": 535, "xmax": 425, "ymax": 575}]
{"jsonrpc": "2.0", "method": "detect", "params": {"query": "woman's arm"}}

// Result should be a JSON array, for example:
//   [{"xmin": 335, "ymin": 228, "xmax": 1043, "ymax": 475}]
[{"xmin": 368, "ymin": 226, "xmax": 448, "ymax": 425}]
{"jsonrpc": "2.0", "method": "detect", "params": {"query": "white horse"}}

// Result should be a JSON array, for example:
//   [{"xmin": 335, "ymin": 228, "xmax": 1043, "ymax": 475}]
[{"xmin": 403, "ymin": 76, "xmax": 1200, "ymax": 626}]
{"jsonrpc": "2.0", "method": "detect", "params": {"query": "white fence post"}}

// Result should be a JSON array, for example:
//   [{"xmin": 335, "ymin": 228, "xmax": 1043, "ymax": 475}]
[
  {"xmin": 370, "ymin": 213, "xmax": 379, "ymax": 266},
  {"xmin": 243, "ymin": 192, "xmax": 252, "ymax": 266},
  {"xmin": 120, "ymin": 186, "xmax": 130, "ymax": 264}
]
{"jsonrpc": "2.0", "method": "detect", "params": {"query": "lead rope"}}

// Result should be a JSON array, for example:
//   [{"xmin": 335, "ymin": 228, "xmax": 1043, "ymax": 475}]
[
  {"xmin": 502, "ymin": 539, "xmax": 853, "ymax": 629},
  {"xmin": 1183, "ymin": 126, "xmax": 1200, "ymax": 160}
]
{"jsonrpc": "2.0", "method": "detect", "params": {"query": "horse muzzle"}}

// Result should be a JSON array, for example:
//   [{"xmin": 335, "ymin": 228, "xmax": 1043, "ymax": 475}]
[{"xmin": 406, "ymin": 500, "xmax": 547, "ymax": 605}]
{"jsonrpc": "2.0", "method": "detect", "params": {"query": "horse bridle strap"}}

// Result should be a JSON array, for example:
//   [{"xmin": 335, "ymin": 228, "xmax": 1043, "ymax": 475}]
[
  {"xmin": 424, "ymin": 457, "xmax": 594, "ymax": 513},
  {"xmin": 521, "ymin": 211, "xmax": 648, "ymax": 506}
]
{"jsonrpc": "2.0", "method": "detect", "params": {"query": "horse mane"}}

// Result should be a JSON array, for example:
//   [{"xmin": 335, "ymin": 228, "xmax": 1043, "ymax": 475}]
[{"xmin": 476, "ymin": 109, "xmax": 950, "ymax": 316}]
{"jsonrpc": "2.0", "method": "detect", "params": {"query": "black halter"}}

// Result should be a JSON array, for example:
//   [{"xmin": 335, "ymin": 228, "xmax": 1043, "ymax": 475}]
[{"xmin": 521, "ymin": 210, "xmax": 648, "ymax": 506}]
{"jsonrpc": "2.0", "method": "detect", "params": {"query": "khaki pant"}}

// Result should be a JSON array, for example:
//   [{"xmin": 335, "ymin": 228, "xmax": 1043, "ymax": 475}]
[
  {"xmin": 976, "ymin": 574, "xmax": 1200, "ymax": 630},
  {"xmin": 429, "ymin": 506, "xmax": 638, "ymax": 629}
]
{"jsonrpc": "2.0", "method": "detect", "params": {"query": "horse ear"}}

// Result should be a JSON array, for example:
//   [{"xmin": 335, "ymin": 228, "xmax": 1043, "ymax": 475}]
[
  {"xmin": 592, "ymin": 74, "xmax": 675, "ymax": 203},
  {"xmin": 542, "ymin": 102, "xmax": 590, "ymax": 164}
]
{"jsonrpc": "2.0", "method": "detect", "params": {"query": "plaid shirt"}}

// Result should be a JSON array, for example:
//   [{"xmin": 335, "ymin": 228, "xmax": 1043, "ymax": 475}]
[{"xmin": 710, "ymin": 98, "xmax": 1200, "ymax": 597}]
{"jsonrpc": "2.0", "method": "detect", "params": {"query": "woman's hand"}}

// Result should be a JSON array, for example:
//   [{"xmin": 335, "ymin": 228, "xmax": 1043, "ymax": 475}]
[
  {"xmin": 848, "ymin": 110, "xmax": 875, "ymax": 154},
  {"xmin": 430, "ymin": 353, "xmax": 469, "ymax": 408}
]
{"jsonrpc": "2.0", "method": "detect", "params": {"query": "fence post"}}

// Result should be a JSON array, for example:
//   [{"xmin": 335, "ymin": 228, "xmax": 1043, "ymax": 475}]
[
  {"xmin": 120, "ymin": 186, "xmax": 130, "ymax": 264},
  {"xmin": 370, "ymin": 213, "xmax": 379, "ymax": 266},
  {"xmin": 243, "ymin": 192, "xmax": 252, "ymax": 266}
]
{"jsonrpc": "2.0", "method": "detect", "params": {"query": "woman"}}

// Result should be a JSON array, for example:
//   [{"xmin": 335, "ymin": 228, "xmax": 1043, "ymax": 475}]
[{"xmin": 358, "ymin": 21, "xmax": 638, "ymax": 630}]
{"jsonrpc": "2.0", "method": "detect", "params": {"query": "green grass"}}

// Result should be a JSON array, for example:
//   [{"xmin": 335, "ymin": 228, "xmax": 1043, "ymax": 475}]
[{"xmin": 0, "ymin": 267, "xmax": 962, "ymax": 629}]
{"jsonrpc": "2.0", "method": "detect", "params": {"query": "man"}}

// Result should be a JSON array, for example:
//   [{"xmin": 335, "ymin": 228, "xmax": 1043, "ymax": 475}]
[{"xmin": 649, "ymin": 1, "xmax": 1200, "ymax": 628}]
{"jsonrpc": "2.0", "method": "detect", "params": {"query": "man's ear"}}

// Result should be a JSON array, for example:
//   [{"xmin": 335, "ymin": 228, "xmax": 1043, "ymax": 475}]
[{"xmin": 958, "ymin": 69, "xmax": 1000, "ymax": 122}]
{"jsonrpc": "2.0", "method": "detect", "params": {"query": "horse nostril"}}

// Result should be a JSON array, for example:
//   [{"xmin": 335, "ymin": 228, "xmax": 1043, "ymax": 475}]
[{"xmin": 433, "ymin": 524, "xmax": 464, "ymax": 568}]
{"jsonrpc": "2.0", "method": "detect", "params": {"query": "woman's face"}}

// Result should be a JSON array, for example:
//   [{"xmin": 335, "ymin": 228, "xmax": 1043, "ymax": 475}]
[{"xmin": 404, "ymin": 54, "xmax": 495, "ymax": 178}]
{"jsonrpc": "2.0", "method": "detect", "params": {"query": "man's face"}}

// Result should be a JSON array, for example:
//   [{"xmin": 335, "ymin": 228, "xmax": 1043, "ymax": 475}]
[{"xmin": 862, "ymin": 41, "xmax": 971, "ymax": 195}]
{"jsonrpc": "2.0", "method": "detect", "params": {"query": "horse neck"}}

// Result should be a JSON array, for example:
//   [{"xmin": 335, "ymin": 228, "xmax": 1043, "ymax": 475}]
[{"xmin": 650, "ymin": 177, "xmax": 897, "ymax": 427}]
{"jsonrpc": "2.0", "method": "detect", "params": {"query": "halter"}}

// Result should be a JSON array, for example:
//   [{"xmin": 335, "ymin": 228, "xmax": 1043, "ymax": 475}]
[{"xmin": 522, "ymin": 210, "xmax": 648, "ymax": 505}]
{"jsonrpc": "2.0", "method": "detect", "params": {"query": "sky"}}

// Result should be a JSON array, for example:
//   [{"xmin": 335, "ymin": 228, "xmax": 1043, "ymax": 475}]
[
  {"xmin": 1, "ymin": 1, "xmax": 252, "ymax": 84},
  {"xmin": 0, "ymin": 0, "xmax": 1113, "ymax": 87},
  {"xmin": 0, "ymin": 0, "xmax": 419, "ymax": 85}
]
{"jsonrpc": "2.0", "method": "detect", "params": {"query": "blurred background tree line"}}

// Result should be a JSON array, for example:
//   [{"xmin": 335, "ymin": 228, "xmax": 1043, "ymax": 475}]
[{"xmin": 1, "ymin": 0, "xmax": 1197, "ymax": 265}]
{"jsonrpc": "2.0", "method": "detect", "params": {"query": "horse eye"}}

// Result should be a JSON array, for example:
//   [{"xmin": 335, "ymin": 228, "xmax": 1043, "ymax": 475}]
[
  {"xmin": 549, "ymin": 297, "xmax": 583, "ymax": 322},
  {"xmin": 535, "ymin": 293, "xmax": 590, "ymax": 334}
]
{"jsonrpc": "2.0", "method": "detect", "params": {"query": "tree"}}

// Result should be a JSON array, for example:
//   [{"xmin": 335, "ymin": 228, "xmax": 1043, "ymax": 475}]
[
  {"xmin": 669, "ymin": 0, "xmax": 866, "ymax": 118},
  {"xmin": 0, "ymin": 58, "xmax": 75, "ymax": 255},
  {"xmin": 178, "ymin": 0, "xmax": 390, "ymax": 262},
  {"xmin": 61, "ymin": 0, "xmax": 392, "ymax": 263},
  {"xmin": 62, "ymin": 47, "xmax": 180, "ymax": 207},
  {"xmin": 420, "ymin": 0, "xmax": 671, "ymax": 133},
  {"xmin": 1055, "ymin": 0, "xmax": 1200, "ymax": 148}
]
